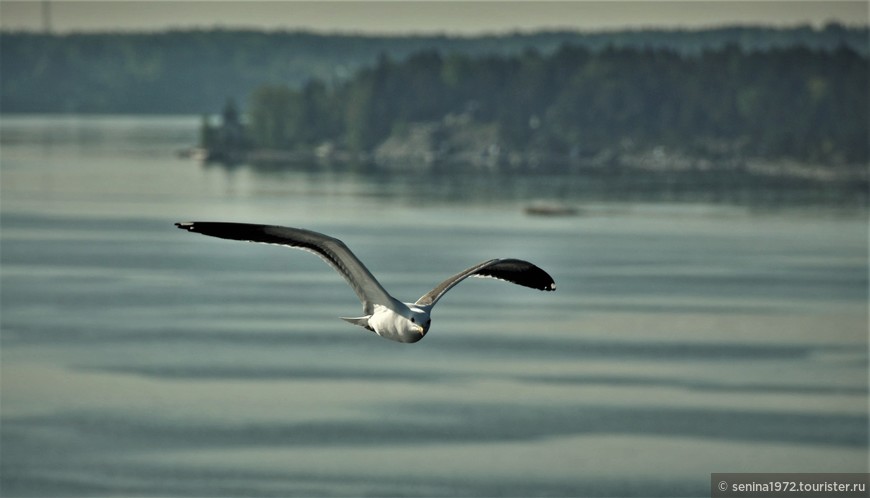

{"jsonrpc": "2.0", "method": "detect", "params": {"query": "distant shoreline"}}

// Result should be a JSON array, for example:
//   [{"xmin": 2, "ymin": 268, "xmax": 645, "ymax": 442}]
[
  {"xmin": 186, "ymin": 142, "xmax": 868, "ymax": 186},
  {"xmin": 187, "ymin": 144, "xmax": 869, "ymax": 203}
]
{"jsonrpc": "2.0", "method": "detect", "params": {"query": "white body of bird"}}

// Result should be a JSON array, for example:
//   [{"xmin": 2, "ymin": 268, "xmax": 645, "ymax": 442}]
[{"xmin": 361, "ymin": 304, "xmax": 431, "ymax": 343}]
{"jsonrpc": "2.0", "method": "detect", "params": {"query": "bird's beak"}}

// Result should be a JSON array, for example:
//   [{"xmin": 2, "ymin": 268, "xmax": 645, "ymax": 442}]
[{"xmin": 415, "ymin": 325, "xmax": 425, "ymax": 336}]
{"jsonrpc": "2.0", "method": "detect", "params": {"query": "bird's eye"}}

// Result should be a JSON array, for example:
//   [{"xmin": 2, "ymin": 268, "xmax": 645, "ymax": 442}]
[{"xmin": 411, "ymin": 318, "xmax": 415, "ymax": 323}]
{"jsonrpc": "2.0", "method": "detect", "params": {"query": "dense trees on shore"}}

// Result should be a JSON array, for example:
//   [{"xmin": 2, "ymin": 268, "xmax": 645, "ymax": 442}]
[
  {"xmin": 2, "ymin": 25, "xmax": 866, "ymax": 114},
  {"xmin": 234, "ymin": 44, "xmax": 867, "ymax": 164},
  {"xmin": 3, "ymin": 26, "xmax": 866, "ymax": 165}
]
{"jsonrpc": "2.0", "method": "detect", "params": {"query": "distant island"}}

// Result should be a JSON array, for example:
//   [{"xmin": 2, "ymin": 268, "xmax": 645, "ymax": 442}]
[
  {"xmin": 197, "ymin": 42, "xmax": 868, "ymax": 185},
  {"xmin": 2, "ymin": 25, "xmax": 867, "ymax": 186}
]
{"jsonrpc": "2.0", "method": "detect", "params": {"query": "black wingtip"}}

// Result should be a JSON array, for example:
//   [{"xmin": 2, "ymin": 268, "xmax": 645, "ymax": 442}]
[
  {"xmin": 512, "ymin": 259, "xmax": 556, "ymax": 292},
  {"xmin": 175, "ymin": 222, "xmax": 196, "ymax": 231},
  {"xmin": 476, "ymin": 259, "xmax": 556, "ymax": 292},
  {"xmin": 536, "ymin": 274, "xmax": 557, "ymax": 292}
]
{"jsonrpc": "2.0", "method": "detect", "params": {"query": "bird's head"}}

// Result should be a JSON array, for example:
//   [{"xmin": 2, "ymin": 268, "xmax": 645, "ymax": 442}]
[{"xmin": 405, "ymin": 305, "xmax": 432, "ymax": 339}]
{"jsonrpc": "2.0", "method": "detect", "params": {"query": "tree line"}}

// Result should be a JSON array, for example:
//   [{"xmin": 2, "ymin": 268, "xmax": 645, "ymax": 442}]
[
  {"xmin": 1, "ymin": 24, "xmax": 866, "ymax": 114},
  {"xmin": 230, "ymin": 43, "xmax": 867, "ymax": 165}
]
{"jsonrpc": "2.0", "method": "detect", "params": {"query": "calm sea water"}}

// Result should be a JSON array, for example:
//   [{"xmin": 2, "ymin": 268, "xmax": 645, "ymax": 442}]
[{"xmin": 1, "ymin": 116, "xmax": 867, "ymax": 497}]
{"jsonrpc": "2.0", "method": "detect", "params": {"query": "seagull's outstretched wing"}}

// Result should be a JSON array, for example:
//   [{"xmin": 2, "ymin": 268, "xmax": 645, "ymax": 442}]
[
  {"xmin": 415, "ymin": 258, "xmax": 556, "ymax": 307},
  {"xmin": 175, "ymin": 222, "xmax": 397, "ymax": 314}
]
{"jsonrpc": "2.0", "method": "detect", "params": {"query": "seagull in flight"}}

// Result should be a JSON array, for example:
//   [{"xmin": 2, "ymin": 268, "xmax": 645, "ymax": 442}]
[{"xmin": 176, "ymin": 222, "xmax": 556, "ymax": 343}]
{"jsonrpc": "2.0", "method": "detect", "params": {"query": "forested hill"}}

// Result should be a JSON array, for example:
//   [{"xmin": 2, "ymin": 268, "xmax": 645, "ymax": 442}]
[
  {"xmin": 229, "ymin": 44, "xmax": 867, "ymax": 167},
  {"xmin": 1, "ymin": 24, "xmax": 867, "ymax": 114}
]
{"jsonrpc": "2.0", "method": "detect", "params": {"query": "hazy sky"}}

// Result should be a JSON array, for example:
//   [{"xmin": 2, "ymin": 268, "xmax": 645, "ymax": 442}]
[{"xmin": 1, "ymin": 1, "xmax": 867, "ymax": 35}]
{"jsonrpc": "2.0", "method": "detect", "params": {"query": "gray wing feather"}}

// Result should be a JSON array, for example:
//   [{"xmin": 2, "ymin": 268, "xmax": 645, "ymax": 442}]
[
  {"xmin": 416, "ymin": 258, "xmax": 556, "ymax": 307},
  {"xmin": 176, "ymin": 222, "xmax": 397, "ymax": 314}
]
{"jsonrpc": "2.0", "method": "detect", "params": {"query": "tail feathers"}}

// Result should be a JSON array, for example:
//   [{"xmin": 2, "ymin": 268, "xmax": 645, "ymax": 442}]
[{"xmin": 341, "ymin": 315, "xmax": 373, "ymax": 331}]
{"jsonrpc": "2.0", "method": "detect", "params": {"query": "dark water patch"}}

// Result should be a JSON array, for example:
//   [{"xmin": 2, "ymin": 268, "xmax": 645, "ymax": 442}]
[
  {"xmin": 580, "ymin": 271, "xmax": 868, "ymax": 302},
  {"xmin": 0, "ymin": 459, "xmax": 705, "ymax": 498},
  {"xmin": 438, "ymin": 335, "xmax": 849, "ymax": 362},
  {"xmin": 79, "ymin": 364, "xmax": 451, "ymax": 383},
  {"xmin": 0, "ymin": 324, "xmax": 354, "ymax": 346},
  {"xmin": 232, "ymin": 167, "xmax": 870, "ymax": 210},
  {"xmin": 0, "ymin": 212, "xmax": 173, "ymax": 234},
  {"xmin": 0, "ymin": 470, "xmax": 121, "ymax": 498},
  {"xmin": 3, "ymin": 318, "xmax": 859, "ymax": 367},
  {"xmin": 519, "ymin": 373, "xmax": 869, "ymax": 396},
  {"xmin": 0, "ymin": 463, "xmax": 316, "ymax": 498},
  {"xmin": 77, "ymin": 362, "xmax": 868, "ymax": 398},
  {"xmin": 569, "ymin": 302, "xmax": 790, "ymax": 314},
  {"xmin": 5, "ymin": 403, "xmax": 866, "ymax": 452},
  {"xmin": 2, "ymin": 320, "xmax": 851, "ymax": 363},
  {"xmin": 0, "ymin": 275, "xmax": 353, "ymax": 312},
  {"xmin": 399, "ymin": 402, "xmax": 868, "ymax": 448}
]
